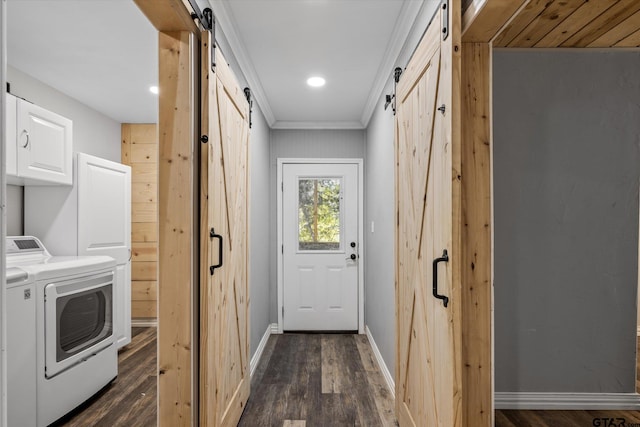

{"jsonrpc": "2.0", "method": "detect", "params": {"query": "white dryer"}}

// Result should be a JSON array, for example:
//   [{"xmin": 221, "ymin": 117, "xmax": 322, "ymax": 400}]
[{"xmin": 6, "ymin": 236, "xmax": 118, "ymax": 427}]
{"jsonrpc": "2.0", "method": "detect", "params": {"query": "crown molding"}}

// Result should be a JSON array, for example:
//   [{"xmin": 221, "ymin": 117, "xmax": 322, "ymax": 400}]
[
  {"xmin": 272, "ymin": 120, "xmax": 365, "ymax": 130},
  {"xmin": 360, "ymin": 0, "xmax": 426, "ymax": 128},
  {"xmin": 208, "ymin": 0, "xmax": 276, "ymax": 126}
]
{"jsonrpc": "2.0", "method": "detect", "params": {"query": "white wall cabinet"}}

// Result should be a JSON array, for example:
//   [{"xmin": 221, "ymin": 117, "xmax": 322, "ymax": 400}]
[
  {"xmin": 25, "ymin": 153, "xmax": 132, "ymax": 348},
  {"xmin": 6, "ymin": 93, "xmax": 73, "ymax": 186}
]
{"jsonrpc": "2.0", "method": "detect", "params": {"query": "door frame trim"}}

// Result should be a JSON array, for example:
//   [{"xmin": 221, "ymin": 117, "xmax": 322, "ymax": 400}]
[{"xmin": 277, "ymin": 158, "xmax": 364, "ymax": 334}]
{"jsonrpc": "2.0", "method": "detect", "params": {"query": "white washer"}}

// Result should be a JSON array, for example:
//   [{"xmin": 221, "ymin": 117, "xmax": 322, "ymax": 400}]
[{"xmin": 6, "ymin": 236, "xmax": 118, "ymax": 427}]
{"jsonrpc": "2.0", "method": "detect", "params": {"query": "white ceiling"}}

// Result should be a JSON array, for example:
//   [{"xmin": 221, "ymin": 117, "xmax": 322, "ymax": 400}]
[
  {"xmin": 7, "ymin": 0, "xmax": 157, "ymax": 124},
  {"xmin": 209, "ymin": 0, "xmax": 427, "ymax": 128},
  {"xmin": 6, "ymin": 0, "xmax": 429, "ymax": 128}
]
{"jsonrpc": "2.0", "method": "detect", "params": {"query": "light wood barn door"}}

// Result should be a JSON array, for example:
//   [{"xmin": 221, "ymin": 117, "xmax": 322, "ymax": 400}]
[
  {"xmin": 200, "ymin": 30, "xmax": 251, "ymax": 427},
  {"xmin": 395, "ymin": 3, "xmax": 461, "ymax": 426}
]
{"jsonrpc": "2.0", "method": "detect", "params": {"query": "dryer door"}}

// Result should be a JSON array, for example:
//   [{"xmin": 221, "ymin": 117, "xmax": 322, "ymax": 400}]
[{"xmin": 44, "ymin": 271, "xmax": 114, "ymax": 378}]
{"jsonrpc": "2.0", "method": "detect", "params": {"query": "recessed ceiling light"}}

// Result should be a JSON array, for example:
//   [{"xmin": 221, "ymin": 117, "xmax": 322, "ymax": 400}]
[
  {"xmin": 306, "ymin": 76, "xmax": 326, "ymax": 88},
  {"xmin": 149, "ymin": 86, "xmax": 159, "ymax": 94}
]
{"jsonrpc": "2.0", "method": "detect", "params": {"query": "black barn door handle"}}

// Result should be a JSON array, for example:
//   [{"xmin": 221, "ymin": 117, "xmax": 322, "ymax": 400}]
[
  {"xmin": 209, "ymin": 228, "xmax": 223, "ymax": 275},
  {"xmin": 433, "ymin": 249, "xmax": 449, "ymax": 307}
]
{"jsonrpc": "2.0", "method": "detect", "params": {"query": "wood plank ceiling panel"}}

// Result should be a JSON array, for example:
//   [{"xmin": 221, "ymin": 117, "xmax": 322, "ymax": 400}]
[
  {"xmin": 560, "ymin": 0, "xmax": 640, "ymax": 47},
  {"xmin": 616, "ymin": 27, "xmax": 640, "ymax": 47},
  {"xmin": 534, "ymin": 0, "xmax": 618, "ymax": 47},
  {"xmin": 506, "ymin": 0, "xmax": 587, "ymax": 47},
  {"xmin": 588, "ymin": 8, "xmax": 640, "ymax": 47},
  {"xmin": 494, "ymin": 0, "xmax": 640, "ymax": 48},
  {"xmin": 493, "ymin": 0, "xmax": 552, "ymax": 47},
  {"xmin": 462, "ymin": 0, "xmax": 529, "ymax": 43}
]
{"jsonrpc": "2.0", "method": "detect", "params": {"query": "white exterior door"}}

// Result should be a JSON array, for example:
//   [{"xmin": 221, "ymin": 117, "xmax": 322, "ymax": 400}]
[{"xmin": 282, "ymin": 162, "xmax": 360, "ymax": 331}]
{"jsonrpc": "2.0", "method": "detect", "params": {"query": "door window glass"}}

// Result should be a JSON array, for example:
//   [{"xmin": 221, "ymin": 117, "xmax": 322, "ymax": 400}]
[{"xmin": 298, "ymin": 178, "xmax": 341, "ymax": 250}]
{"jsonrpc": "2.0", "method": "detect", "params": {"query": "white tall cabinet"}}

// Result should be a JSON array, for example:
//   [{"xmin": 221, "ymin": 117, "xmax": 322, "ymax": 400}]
[{"xmin": 25, "ymin": 153, "xmax": 132, "ymax": 348}]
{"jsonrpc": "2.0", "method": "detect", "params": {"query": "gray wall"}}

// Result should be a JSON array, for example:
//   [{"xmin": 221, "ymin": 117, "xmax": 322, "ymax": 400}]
[
  {"xmin": 249, "ymin": 106, "xmax": 271, "ymax": 354},
  {"xmin": 6, "ymin": 65, "xmax": 122, "ymax": 236},
  {"xmin": 362, "ymin": 0, "xmax": 441, "ymax": 380},
  {"xmin": 494, "ymin": 50, "xmax": 640, "ymax": 393},
  {"xmin": 6, "ymin": 185, "xmax": 21, "ymax": 236},
  {"xmin": 269, "ymin": 129, "xmax": 365, "ymax": 323},
  {"xmin": 364, "ymin": 98, "xmax": 396, "ymax": 376}
]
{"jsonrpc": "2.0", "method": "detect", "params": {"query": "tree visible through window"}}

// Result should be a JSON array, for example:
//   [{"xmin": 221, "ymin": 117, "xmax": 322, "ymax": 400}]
[{"xmin": 298, "ymin": 178, "xmax": 341, "ymax": 250}]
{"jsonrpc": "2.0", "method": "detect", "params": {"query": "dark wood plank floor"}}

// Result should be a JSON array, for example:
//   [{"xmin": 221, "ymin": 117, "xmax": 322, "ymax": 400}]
[
  {"xmin": 238, "ymin": 333, "xmax": 397, "ymax": 427},
  {"xmin": 48, "ymin": 327, "xmax": 640, "ymax": 427},
  {"xmin": 496, "ymin": 409, "xmax": 640, "ymax": 426},
  {"xmin": 53, "ymin": 327, "xmax": 157, "ymax": 427}
]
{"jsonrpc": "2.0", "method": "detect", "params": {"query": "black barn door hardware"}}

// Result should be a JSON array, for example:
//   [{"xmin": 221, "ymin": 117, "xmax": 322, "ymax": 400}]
[
  {"xmin": 441, "ymin": 0, "xmax": 449, "ymax": 41},
  {"xmin": 384, "ymin": 67, "xmax": 403, "ymax": 115},
  {"xmin": 433, "ymin": 249, "xmax": 449, "ymax": 307},
  {"xmin": 244, "ymin": 88, "xmax": 253, "ymax": 128},
  {"xmin": 186, "ymin": 1, "xmax": 216, "ymax": 72},
  {"xmin": 203, "ymin": 8, "xmax": 216, "ymax": 72},
  {"xmin": 209, "ymin": 228, "xmax": 223, "ymax": 275}
]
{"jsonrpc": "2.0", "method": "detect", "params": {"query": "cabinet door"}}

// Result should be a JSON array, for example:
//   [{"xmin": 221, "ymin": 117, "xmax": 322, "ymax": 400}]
[
  {"xmin": 77, "ymin": 153, "xmax": 131, "ymax": 264},
  {"xmin": 6, "ymin": 94, "xmax": 17, "ymax": 177},
  {"xmin": 17, "ymin": 99, "xmax": 72, "ymax": 185}
]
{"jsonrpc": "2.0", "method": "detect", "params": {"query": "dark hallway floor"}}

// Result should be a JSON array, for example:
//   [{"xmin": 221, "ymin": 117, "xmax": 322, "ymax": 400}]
[
  {"xmin": 50, "ymin": 327, "xmax": 640, "ymax": 426},
  {"xmin": 238, "ymin": 333, "xmax": 397, "ymax": 427}
]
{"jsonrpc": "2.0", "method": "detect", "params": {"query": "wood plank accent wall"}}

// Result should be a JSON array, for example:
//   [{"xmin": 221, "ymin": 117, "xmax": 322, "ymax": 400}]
[
  {"xmin": 122, "ymin": 123, "xmax": 158, "ymax": 319},
  {"xmin": 461, "ymin": 42, "xmax": 493, "ymax": 427}
]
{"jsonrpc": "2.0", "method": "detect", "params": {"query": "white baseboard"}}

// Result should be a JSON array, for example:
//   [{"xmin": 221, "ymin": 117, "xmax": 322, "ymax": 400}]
[
  {"xmin": 495, "ymin": 392, "xmax": 640, "ymax": 410},
  {"xmin": 365, "ymin": 325, "xmax": 395, "ymax": 399},
  {"xmin": 250, "ymin": 323, "xmax": 278, "ymax": 378},
  {"xmin": 131, "ymin": 318, "xmax": 158, "ymax": 327}
]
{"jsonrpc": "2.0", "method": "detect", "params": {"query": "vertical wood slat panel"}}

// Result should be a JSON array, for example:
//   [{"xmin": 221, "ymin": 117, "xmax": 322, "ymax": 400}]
[
  {"xmin": 122, "ymin": 123, "xmax": 132, "ymax": 164},
  {"xmin": 461, "ymin": 42, "xmax": 493, "ymax": 427},
  {"xmin": 122, "ymin": 122, "xmax": 158, "ymax": 319},
  {"xmin": 158, "ymin": 30, "xmax": 196, "ymax": 427}
]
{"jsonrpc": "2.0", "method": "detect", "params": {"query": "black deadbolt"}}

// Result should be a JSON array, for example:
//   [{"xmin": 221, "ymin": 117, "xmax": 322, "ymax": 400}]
[{"xmin": 350, "ymin": 242, "xmax": 356, "ymax": 248}]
